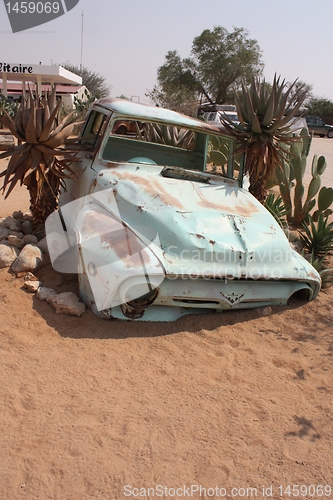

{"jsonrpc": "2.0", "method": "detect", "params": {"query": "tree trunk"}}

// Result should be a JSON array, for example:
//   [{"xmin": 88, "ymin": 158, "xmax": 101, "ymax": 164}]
[
  {"xmin": 27, "ymin": 173, "xmax": 60, "ymax": 225},
  {"xmin": 249, "ymin": 170, "xmax": 266, "ymax": 204}
]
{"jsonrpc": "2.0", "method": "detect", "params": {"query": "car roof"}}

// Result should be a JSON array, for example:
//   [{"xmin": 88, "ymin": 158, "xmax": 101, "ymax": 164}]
[{"xmin": 94, "ymin": 98, "xmax": 231, "ymax": 136}]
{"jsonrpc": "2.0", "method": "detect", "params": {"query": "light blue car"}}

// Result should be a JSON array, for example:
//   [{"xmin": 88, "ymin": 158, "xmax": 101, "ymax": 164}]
[{"xmin": 46, "ymin": 99, "xmax": 321, "ymax": 321}]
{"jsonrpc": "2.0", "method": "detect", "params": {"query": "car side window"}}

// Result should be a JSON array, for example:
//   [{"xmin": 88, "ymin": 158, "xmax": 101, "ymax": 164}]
[{"xmin": 80, "ymin": 111, "xmax": 108, "ymax": 150}]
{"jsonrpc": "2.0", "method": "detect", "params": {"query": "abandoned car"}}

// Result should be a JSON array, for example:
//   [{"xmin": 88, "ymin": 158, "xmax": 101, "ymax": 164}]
[{"xmin": 46, "ymin": 99, "xmax": 321, "ymax": 321}]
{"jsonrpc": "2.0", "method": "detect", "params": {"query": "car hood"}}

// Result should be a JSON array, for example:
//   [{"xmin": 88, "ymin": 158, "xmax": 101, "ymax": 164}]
[{"xmin": 90, "ymin": 163, "xmax": 320, "ymax": 286}]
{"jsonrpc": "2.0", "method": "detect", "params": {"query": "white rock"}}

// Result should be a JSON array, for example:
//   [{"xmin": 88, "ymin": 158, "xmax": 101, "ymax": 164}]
[
  {"xmin": 11, "ymin": 244, "xmax": 43, "ymax": 274},
  {"xmin": 24, "ymin": 272, "xmax": 39, "ymax": 281},
  {"xmin": 255, "ymin": 306, "xmax": 272, "ymax": 316},
  {"xmin": 7, "ymin": 234, "xmax": 25, "ymax": 249},
  {"xmin": 47, "ymin": 292, "xmax": 86, "ymax": 317},
  {"xmin": 0, "ymin": 244, "xmax": 19, "ymax": 268},
  {"xmin": 22, "ymin": 234, "xmax": 38, "ymax": 245},
  {"xmin": 0, "ymin": 216, "xmax": 21, "ymax": 232},
  {"xmin": 24, "ymin": 280, "xmax": 41, "ymax": 293},
  {"xmin": 36, "ymin": 236, "xmax": 49, "ymax": 254},
  {"xmin": 36, "ymin": 287, "xmax": 57, "ymax": 301}
]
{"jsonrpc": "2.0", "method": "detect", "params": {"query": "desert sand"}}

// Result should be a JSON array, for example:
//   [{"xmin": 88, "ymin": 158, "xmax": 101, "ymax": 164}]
[{"xmin": 0, "ymin": 138, "xmax": 332, "ymax": 499}]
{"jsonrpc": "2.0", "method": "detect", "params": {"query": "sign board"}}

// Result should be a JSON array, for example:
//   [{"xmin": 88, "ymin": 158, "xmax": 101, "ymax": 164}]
[{"xmin": 0, "ymin": 63, "xmax": 82, "ymax": 97}]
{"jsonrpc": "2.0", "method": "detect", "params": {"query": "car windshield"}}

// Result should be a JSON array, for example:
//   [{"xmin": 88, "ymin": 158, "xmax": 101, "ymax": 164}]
[
  {"xmin": 101, "ymin": 119, "xmax": 205, "ymax": 169},
  {"xmin": 109, "ymin": 120, "xmax": 196, "ymax": 151},
  {"xmin": 100, "ymin": 117, "xmax": 240, "ymax": 180}
]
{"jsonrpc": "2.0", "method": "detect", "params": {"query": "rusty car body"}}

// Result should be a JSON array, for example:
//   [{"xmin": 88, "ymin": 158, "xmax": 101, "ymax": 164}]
[{"xmin": 46, "ymin": 99, "xmax": 321, "ymax": 321}]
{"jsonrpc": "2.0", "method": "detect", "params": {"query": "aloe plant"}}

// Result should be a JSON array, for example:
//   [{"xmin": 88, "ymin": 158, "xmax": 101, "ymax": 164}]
[
  {"xmin": 264, "ymin": 192, "xmax": 289, "ymax": 228},
  {"xmin": 138, "ymin": 122, "xmax": 195, "ymax": 150},
  {"xmin": 0, "ymin": 86, "xmax": 80, "ymax": 224},
  {"xmin": 221, "ymin": 75, "xmax": 308, "ymax": 203},
  {"xmin": 299, "ymin": 213, "xmax": 333, "ymax": 259}
]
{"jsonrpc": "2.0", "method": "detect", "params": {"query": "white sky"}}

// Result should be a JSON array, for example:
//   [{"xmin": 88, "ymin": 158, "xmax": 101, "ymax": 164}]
[{"xmin": 1, "ymin": 0, "xmax": 332, "ymax": 103}]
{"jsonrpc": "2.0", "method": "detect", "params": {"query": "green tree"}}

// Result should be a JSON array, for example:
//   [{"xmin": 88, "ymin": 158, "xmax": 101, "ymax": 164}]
[
  {"xmin": 286, "ymin": 80, "xmax": 312, "ymax": 107},
  {"xmin": 61, "ymin": 62, "xmax": 110, "ymax": 99},
  {"xmin": 306, "ymin": 97, "xmax": 333, "ymax": 124},
  {"xmin": 0, "ymin": 94, "xmax": 18, "ymax": 129},
  {"xmin": 117, "ymin": 94, "xmax": 131, "ymax": 100},
  {"xmin": 146, "ymin": 51, "xmax": 200, "ymax": 115},
  {"xmin": 192, "ymin": 26, "xmax": 263, "ymax": 104},
  {"xmin": 147, "ymin": 26, "xmax": 263, "ymax": 110}
]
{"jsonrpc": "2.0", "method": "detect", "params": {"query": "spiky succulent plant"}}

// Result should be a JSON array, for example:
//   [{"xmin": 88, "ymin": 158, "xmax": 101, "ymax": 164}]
[
  {"xmin": 0, "ymin": 86, "xmax": 80, "ymax": 224},
  {"xmin": 299, "ymin": 213, "xmax": 333, "ymax": 259},
  {"xmin": 221, "ymin": 75, "xmax": 308, "ymax": 203},
  {"xmin": 137, "ymin": 122, "xmax": 195, "ymax": 150}
]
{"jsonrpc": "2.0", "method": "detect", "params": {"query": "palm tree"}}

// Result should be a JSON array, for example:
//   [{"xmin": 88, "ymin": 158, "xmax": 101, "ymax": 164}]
[
  {"xmin": 221, "ymin": 75, "xmax": 308, "ymax": 203},
  {"xmin": 0, "ymin": 87, "xmax": 80, "ymax": 224}
]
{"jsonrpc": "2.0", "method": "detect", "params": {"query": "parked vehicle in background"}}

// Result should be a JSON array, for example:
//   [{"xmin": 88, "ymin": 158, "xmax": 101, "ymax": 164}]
[
  {"xmin": 306, "ymin": 116, "xmax": 333, "ymax": 138},
  {"xmin": 112, "ymin": 120, "xmax": 137, "ymax": 135},
  {"xmin": 200, "ymin": 104, "xmax": 239, "ymax": 130},
  {"xmin": 200, "ymin": 104, "xmax": 308, "ymax": 136},
  {"xmin": 287, "ymin": 108, "xmax": 309, "ymax": 136}
]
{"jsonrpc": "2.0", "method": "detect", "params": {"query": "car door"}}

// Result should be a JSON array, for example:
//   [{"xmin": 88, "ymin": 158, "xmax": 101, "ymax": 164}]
[
  {"xmin": 316, "ymin": 118, "xmax": 325, "ymax": 135},
  {"xmin": 59, "ymin": 109, "xmax": 110, "ymax": 207}
]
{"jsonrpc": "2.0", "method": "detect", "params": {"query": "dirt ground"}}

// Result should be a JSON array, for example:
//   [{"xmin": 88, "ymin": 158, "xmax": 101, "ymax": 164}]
[{"xmin": 0, "ymin": 139, "xmax": 332, "ymax": 499}]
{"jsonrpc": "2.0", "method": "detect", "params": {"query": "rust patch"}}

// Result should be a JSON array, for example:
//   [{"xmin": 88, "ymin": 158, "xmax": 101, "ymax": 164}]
[
  {"xmin": 113, "ymin": 171, "xmax": 184, "ymax": 209},
  {"xmin": 197, "ymin": 197, "xmax": 259, "ymax": 218},
  {"xmin": 102, "ymin": 231, "xmax": 152, "ymax": 269},
  {"xmin": 83, "ymin": 208, "xmax": 120, "ymax": 238},
  {"xmin": 100, "ymin": 226, "xmax": 149, "ymax": 264},
  {"xmin": 82, "ymin": 207, "xmax": 151, "ymax": 266},
  {"xmin": 123, "ymin": 250, "xmax": 152, "ymax": 269},
  {"xmin": 90, "ymin": 178, "xmax": 98, "ymax": 190},
  {"xmin": 194, "ymin": 183, "xmax": 260, "ymax": 218}
]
